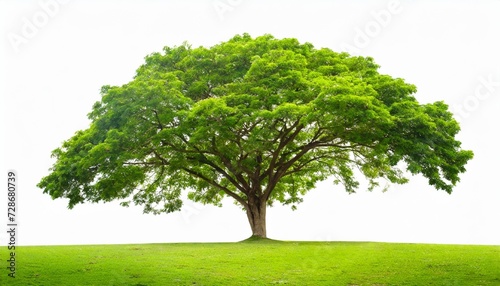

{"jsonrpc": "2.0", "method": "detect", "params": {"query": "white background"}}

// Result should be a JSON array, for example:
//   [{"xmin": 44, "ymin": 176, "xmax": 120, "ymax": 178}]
[{"xmin": 1, "ymin": 0, "xmax": 499, "ymax": 246}]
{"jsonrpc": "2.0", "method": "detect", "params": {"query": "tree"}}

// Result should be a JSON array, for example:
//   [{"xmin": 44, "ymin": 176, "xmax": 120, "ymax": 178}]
[{"xmin": 38, "ymin": 34, "xmax": 473, "ymax": 238}]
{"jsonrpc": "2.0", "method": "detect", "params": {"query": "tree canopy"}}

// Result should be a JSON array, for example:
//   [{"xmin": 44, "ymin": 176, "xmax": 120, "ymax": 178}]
[{"xmin": 38, "ymin": 34, "xmax": 473, "ymax": 238}]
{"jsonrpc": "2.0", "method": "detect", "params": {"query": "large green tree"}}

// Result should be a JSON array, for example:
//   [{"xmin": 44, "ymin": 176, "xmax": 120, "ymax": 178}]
[{"xmin": 38, "ymin": 34, "xmax": 473, "ymax": 238}]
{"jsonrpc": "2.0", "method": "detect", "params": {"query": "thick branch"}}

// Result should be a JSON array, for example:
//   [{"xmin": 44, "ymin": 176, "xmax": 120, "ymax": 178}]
[
  {"xmin": 181, "ymin": 167, "xmax": 248, "ymax": 209},
  {"xmin": 188, "ymin": 155, "xmax": 248, "ymax": 194},
  {"xmin": 263, "ymin": 141, "xmax": 321, "ymax": 200},
  {"xmin": 152, "ymin": 109, "xmax": 164, "ymax": 130},
  {"xmin": 210, "ymin": 136, "xmax": 252, "ymax": 192},
  {"xmin": 260, "ymin": 119, "xmax": 303, "ymax": 182}
]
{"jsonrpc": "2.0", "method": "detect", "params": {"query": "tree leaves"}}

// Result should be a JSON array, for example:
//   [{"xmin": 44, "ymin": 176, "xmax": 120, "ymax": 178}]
[{"xmin": 38, "ymin": 34, "xmax": 473, "ymax": 215}]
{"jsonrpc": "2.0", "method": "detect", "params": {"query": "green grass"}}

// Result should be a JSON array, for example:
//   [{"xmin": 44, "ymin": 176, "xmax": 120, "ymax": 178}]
[{"xmin": 2, "ymin": 239, "xmax": 499, "ymax": 285}]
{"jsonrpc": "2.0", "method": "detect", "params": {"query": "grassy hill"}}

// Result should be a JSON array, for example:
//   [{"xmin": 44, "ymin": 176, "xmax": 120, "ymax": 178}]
[{"xmin": 2, "ymin": 239, "xmax": 499, "ymax": 285}]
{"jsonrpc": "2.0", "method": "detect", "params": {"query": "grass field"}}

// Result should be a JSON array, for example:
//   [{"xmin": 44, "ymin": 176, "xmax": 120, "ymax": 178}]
[{"xmin": 2, "ymin": 238, "xmax": 499, "ymax": 285}]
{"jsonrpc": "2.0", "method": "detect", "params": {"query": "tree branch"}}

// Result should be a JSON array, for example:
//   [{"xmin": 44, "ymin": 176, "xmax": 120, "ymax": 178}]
[
  {"xmin": 260, "ymin": 119, "xmax": 303, "ymax": 182},
  {"xmin": 181, "ymin": 167, "xmax": 248, "ymax": 209},
  {"xmin": 187, "ymin": 155, "xmax": 248, "ymax": 195},
  {"xmin": 210, "ymin": 136, "xmax": 252, "ymax": 192}
]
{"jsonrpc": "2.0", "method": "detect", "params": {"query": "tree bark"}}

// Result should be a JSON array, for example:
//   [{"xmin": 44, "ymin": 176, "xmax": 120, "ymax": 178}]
[{"xmin": 245, "ymin": 198, "xmax": 267, "ymax": 238}]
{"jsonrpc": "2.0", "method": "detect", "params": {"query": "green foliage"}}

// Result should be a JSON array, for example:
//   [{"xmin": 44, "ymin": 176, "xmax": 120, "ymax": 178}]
[
  {"xmin": 38, "ymin": 33, "xmax": 473, "ymax": 215},
  {"xmin": 4, "ymin": 242, "xmax": 499, "ymax": 285}
]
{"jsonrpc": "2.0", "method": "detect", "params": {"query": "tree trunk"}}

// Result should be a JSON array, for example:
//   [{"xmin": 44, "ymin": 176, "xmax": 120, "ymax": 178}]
[{"xmin": 245, "ymin": 199, "xmax": 267, "ymax": 238}]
